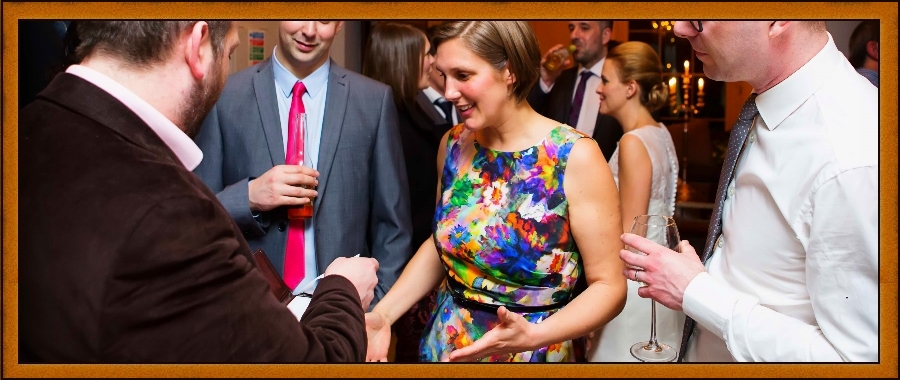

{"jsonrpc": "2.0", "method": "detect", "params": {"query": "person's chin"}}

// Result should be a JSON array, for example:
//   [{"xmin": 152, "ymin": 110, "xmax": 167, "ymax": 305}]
[{"xmin": 291, "ymin": 49, "xmax": 323, "ymax": 66}]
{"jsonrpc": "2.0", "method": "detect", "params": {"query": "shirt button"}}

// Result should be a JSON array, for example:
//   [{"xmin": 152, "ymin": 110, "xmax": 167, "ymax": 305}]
[
  {"xmin": 749, "ymin": 132, "xmax": 756, "ymax": 144},
  {"xmin": 728, "ymin": 183, "xmax": 735, "ymax": 198},
  {"xmin": 717, "ymin": 235, "xmax": 724, "ymax": 248},
  {"xmin": 278, "ymin": 222, "xmax": 287, "ymax": 232}
]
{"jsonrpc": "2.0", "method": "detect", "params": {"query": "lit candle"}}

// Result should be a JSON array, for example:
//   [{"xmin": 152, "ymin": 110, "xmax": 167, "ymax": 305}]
[
  {"xmin": 698, "ymin": 78, "xmax": 705, "ymax": 94},
  {"xmin": 669, "ymin": 77, "xmax": 677, "ymax": 94},
  {"xmin": 684, "ymin": 60, "xmax": 690, "ymax": 74}
]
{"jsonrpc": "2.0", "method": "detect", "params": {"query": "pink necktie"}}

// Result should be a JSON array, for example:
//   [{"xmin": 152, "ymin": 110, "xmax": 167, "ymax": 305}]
[{"xmin": 283, "ymin": 81, "xmax": 306, "ymax": 290}]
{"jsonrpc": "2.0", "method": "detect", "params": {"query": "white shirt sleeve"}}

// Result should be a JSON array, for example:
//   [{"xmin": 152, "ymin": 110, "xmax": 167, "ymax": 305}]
[
  {"xmin": 683, "ymin": 166, "xmax": 878, "ymax": 362},
  {"xmin": 539, "ymin": 79, "xmax": 554, "ymax": 93}
]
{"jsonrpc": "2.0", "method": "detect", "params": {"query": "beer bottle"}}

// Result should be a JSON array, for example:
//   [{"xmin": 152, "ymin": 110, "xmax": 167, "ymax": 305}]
[{"xmin": 543, "ymin": 45, "xmax": 577, "ymax": 72}]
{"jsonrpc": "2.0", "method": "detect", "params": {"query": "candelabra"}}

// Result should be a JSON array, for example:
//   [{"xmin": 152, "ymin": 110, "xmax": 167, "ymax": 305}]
[{"xmin": 667, "ymin": 60, "xmax": 705, "ymax": 202}]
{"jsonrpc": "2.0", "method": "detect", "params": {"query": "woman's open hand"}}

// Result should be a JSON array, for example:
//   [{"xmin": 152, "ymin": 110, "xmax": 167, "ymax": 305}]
[
  {"xmin": 365, "ymin": 311, "xmax": 392, "ymax": 362},
  {"xmin": 445, "ymin": 306, "xmax": 540, "ymax": 362}
]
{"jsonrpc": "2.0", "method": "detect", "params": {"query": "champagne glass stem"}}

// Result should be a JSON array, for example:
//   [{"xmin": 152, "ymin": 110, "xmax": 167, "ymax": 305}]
[{"xmin": 648, "ymin": 300, "xmax": 660, "ymax": 350}]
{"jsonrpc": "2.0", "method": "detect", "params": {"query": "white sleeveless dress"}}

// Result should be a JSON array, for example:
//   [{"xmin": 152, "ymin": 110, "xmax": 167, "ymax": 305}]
[{"xmin": 587, "ymin": 123, "xmax": 686, "ymax": 362}]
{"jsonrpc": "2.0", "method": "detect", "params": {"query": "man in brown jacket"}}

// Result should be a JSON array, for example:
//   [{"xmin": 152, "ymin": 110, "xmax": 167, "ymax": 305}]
[{"xmin": 19, "ymin": 20, "xmax": 377, "ymax": 362}]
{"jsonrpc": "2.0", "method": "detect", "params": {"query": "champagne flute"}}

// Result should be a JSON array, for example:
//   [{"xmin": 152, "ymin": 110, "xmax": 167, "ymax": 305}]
[{"xmin": 628, "ymin": 215, "xmax": 680, "ymax": 362}]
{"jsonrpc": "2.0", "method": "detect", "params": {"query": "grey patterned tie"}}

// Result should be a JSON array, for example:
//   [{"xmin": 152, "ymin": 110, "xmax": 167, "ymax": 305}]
[{"xmin": 677, "ymin": 93, "xmax": 758, "ymax": 361}]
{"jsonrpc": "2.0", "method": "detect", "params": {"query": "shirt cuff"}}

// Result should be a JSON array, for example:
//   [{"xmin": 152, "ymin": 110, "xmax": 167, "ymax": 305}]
[
  {"xmin": 539, "ymin": 79, "xmax": 553, "ymax": 93},
  {"xmin": 250, "ymin": 210, "xmax": 270, "ymax": 229},
  {"xmin": 682, "ymin": 271, "xmax": 744, "ymax": 341}
]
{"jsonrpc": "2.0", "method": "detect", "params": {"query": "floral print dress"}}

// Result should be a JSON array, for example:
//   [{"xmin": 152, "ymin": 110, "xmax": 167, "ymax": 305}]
[{"xmin": 420, "ymin": 123, "xmax": 588, "ymax": 362}]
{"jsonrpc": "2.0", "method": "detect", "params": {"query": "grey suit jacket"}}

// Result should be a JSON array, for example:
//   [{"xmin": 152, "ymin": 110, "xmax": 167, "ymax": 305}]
[{"xmin": 193, "ymin": 58, "xmax": 412, "ymax": 306}]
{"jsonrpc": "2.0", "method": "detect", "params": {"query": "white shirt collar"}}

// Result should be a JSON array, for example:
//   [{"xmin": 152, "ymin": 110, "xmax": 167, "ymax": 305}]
[
  {"xmin": 422, "ymin": 86, "xmax": 444, "ymax": 103},
  {"xmin": 755, "ymin": 32, "xmax": 837, "ymax": 131},
  {"xmin": 65, "ymin": 65, "xmax": 203, "ymax": 170},
  {"xmin": 579, "ymin": 57, "xmax": 606, "ymax": 78},
  {"xmin": 272, "ymin": 47, "xmax": 331, "ymax": 99}
]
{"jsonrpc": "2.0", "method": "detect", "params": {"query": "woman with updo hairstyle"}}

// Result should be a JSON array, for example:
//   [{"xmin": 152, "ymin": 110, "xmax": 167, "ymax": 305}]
[
  {"xmin": 364, "ymin": 21, "xmax": 627, "ymax": 362},
  {"xmin": 588, "ymin": 41, "xmax": 684, "ymax": 362}
]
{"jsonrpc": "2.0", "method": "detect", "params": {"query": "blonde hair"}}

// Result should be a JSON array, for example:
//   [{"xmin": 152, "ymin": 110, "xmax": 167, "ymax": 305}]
[
  {"xmin": 432, "ymin": 21, "xmax": 540, "ymax": 103},
  {"xmin": 606, "ymin": 41, "xmax": 667, "ymax": 111}
]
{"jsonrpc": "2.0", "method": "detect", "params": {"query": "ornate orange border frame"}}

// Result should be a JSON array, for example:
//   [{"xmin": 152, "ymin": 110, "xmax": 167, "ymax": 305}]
[{"xmin": 3, "ymin": 2, "xmax": 897, "ymax": 378}]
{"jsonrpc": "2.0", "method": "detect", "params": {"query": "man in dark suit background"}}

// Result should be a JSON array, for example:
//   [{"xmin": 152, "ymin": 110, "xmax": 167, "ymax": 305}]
[
  {"xmin": 193, "ymin": 21, "xmax": 412, "ymax": 307},
  {"xmin": 416, "ymin": 23, "xmax": 460, "ymax": 128},
  {"xmin": 19, "ymin": 20, "xmax": 379, "ymax": 362},
  {"xmin": 527, "ymin": 20, "xmax": 624, "ymax": 161}
]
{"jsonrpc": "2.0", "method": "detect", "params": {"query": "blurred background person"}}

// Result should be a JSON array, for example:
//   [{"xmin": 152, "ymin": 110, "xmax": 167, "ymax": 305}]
[
  {"xmin": 588, "ymin": 41, "xmax": 683, "ymax": 362},
  {"xmin": 364, "ymin": 21, "xmax": 626, "ymax": 362},
  {"xmin": 18, "ymin": 21, "xmax": 72, "ymax": 110},
  {"xmin": 527, "ymin": 20, "xmax": 624, "ymax": 162},
  {"xmin": 417, "ymin": 23, "xmax": 460, "ymax": 127},
  {"xmin": 193, "ymin": 20, "xmax": 412, "ymax": 306},
  {"xmin": 848, "ymin": 20, "xmax": 878, "ymax": 87},
  {"xmin": 361, "ymin": 21, "xmax": 449, "ymax": 363},
  {"xmin": 19, "ymin": 20, "xmax": 378, "ymax": 362}
]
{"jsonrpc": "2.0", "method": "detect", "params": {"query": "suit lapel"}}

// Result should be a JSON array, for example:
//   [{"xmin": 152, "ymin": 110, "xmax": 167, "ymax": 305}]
[
  {"xmin": 559, "ymin": 69, "xmax": 578, "ymax": 121},
  {"xmin": 252, "ymin": 58, "xmax": 286, "ymax": 166},
  {"xmin": 315, "ymin": 60, "xmax": 349, "ymax": 213},
  {"xmin": 416, "ymin": 91, "xmax": 445, "ymax": 125}
]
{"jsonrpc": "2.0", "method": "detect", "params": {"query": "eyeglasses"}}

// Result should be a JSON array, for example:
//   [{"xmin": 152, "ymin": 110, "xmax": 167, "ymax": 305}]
[{"xmin": 690, "ymin": 21, "xmax": 703, "ymax": 32}]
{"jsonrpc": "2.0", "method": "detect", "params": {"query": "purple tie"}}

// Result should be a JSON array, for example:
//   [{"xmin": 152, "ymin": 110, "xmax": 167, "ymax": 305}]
[{"xmin": 568, "ymin": 70, "xmax": 594, "ymax": 128}]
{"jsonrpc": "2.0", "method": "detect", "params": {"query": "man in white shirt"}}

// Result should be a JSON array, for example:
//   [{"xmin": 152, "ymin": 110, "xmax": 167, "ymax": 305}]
[
  {"xmin": 19, "ymin": 20, "xmax": 379, "ymax": 362},
  {"xmin": 526, "ymin": 20, "xmax": 624, "ymax": 161},
  {"xmin": 417, "ymin": 24, "xmax": 459, "ymax": 126},
  {"xmin": 618, "ymin": 21, "xmax": 878, "ymax": 362}
]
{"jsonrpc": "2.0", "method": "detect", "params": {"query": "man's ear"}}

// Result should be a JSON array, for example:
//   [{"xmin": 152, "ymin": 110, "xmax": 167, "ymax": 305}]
[
  {"xmin": 768, "ymin": 21, "xmax": 791, "ymax": 38},
  {"xmin": 335, "ymin": 21, "xmax": 345, "ymax": 36},
  {"xmin": 601, "ymin": 26, "xmax": 611, "ymax": 46},
  {"xmin": 185, "ymin": 21, "xmax": 212, "ymax": 80},
  {"xmin": 866, "ymin": 40, "xmax": 879, "ymax": 61}
]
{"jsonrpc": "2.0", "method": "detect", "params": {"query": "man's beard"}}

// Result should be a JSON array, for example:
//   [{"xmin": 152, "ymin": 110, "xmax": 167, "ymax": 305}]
[
  {"xmin": 574, "ymin": 49, "xmax": 596, "ymax": 67},
  {"xmin": 180, "ymin": 59, "xmax": 226, "ymax": 139}
]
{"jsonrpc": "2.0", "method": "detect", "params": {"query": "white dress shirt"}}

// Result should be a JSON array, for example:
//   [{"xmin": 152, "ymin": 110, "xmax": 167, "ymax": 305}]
[
  {"xmin": 422, "ymin": 86, "xmax": 458, "ymax": 125},
  {"xmin": 682, "ymin": 33, "xmax": 878, "ymax": 362},
  {"xmin": 539, "ymin": 58, "xmax": 604, "ymax": 137},
  {"xmin": 65, "ymin": 65, "xmax": 203, "ymax": 170},
  {"xmin": 271, "ymin": 48, "xmax": 330, "ymax": 294}
]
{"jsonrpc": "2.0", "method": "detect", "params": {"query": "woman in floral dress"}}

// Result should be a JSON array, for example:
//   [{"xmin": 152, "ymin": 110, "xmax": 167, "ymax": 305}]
[{"xmin": 364, "ymin": 21, "xmax": 627, "ymax": 362}]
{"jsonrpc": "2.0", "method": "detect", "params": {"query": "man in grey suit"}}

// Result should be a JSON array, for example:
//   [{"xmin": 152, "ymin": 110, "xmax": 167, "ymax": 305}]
[{"xmin": 194, "ymin": 20, "xmax": 412, "ymax": 307}]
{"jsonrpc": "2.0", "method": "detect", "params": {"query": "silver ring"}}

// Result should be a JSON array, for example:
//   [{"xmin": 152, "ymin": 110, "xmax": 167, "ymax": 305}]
[{"xmin": 634, "ymin": 270, "xmax": 641, "ymax": 282}]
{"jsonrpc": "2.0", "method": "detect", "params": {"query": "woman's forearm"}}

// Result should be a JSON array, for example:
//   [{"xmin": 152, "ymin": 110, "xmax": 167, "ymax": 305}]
[
  {"xmin": 371, "ymin": 238, "xmax": 446, "ymax": 325},
  {"xmin": 529, "ymin": 280, "xmax": 627, "ymax": 349}
]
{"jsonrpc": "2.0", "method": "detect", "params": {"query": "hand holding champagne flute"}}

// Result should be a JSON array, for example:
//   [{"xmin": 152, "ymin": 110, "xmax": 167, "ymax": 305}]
[{"xmin": 627, "ymin": 215, "xmax": 681, "ymax": 362}]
